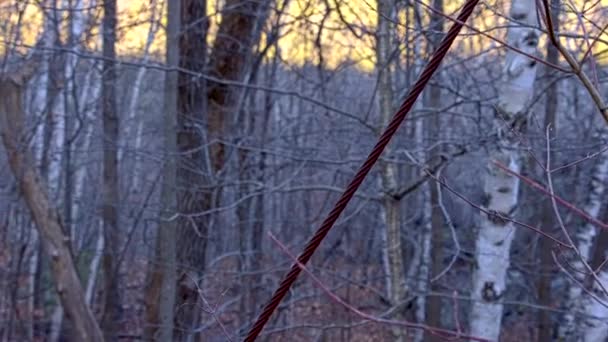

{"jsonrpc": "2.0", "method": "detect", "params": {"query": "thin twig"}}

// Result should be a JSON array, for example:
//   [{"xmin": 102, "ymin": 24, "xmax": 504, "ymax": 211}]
[
  {"xmin": 267, "ymin": 232, "xmax": 491, "ymax": 342},
  {"xmin": 494, "ymin": 161, "xmax": 608, "ymax": 231}
]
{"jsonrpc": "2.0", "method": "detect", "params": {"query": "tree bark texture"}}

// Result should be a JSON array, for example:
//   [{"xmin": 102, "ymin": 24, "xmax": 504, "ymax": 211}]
[
  {"xmin": 469, "ymin": 0, "xmax": 539, "ymax": 338},
  {"xmin": 101, "ymin": 0, "xmax": 122, "ymax": 339},
  {"xmin": 144, "ymin": 0, "xmax": 180, "ymax": 339},
  {"xmin": 0, "ymin": 73, "xmax": 104, "ymax": 342},
  {"xmin": 536, "ymin": 0, "xmax": 560, "ymax": 339},
  {"xmin": 174, "ymin": 1, "xmax": 267, "ymax": 339},
  {"xmin": 376, "ymin": 1, "xmax": 408, "ymax": 340}
]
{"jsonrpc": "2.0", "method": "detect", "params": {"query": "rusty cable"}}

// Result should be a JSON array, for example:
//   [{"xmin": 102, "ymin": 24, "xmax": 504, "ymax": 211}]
[{"xmin": 244, "ymin": 0, "xmax": 480, "ymax": 339}]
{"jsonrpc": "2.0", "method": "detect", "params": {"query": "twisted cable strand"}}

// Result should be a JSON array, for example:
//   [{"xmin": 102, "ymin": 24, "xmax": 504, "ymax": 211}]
[{"xmin": 244, "ymin": 0, "xmax": 480, "ymax": 339}]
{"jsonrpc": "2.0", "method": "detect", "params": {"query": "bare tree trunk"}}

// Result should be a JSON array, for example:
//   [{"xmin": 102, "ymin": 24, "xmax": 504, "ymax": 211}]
[
  {"xmin": 47, "ymin": 1, "xmax": 90, "ymax": 337},
  {"xmin": 71, "ymin": 68, "xmax": 100, "ymax": 249},
  {"xmin": 144, "ymin": 0, "xmax": 179, "ymax": 339},
  {"xmin": 27, "ymin": 3, "xmax": 58, "ymax": 338},
  {"xmin": 414, "ymin": 184, "xmax": 431, "ymax": 342},
  {"xmin": 580, "ymin": 207, "xmax": 608, "ymax": 341},
  {"xmin": 120, "ymin": 0, "xmax": 162, "ymax": 192},
  {"xmin": 101, "ymin": 0, "xmax": 122, "ymax": 339},
  {"xmin": 121, "ymin": 0, "xmax": 161, "ymax": 156},
  {"xmin": 0, "ymin": 71, "xmax": 104, "ymax": 342},
  {"xmin": 174, "ymin": 1, "xmax": 267, "ymax": 339},
  {"xmin": 31, "ymin": 6, "xmax": 54, "ymax": 165},
  {"xmin": 376, "ymin": 1, "xmax": 407, "ymax": 340},
  {"xmin": 470, "ymin": 151, "xmax": 522, "ymax": 340},
  {"xmin": 234, "ymin": 3, "xmax": 275, "ymax": 329},
  {"xmin": 26, "ymin": 228, "xmax": 39, "ymax": 341},
  {"xmin": 469, "ymin": 0, "xmax": 539, "ymax": 338},
  {"xmin": 536, "ymin": 0, "xmax": 560, "ymax": 339},
  {"xmin": 173, "ymin": 1, "xmax": 210, "ymax": 339},
  {"xmin": 411, "ymin": 31, "xmax": 429, "ymax": 338},
  {"xmin": 50, "ymin": 10, "xmax": 102, "ymax": 340},
  {"xmin": 579, "ymin": 269, "xmax": 608, "ymax": 341},
  {"xmin": 86, "ymin": 221, "xmax": 105, "ymax": 306},
  {"xmin": 560, "ymin": 149, "xmax": 608, "ymax": 339},
  {"xmin": 421, "ymin": 0, "xmax": 444, "ymax": 338},
  {"xmin": 46, "ymin": 3, "xmax": 64, "ymax": 206},
  {"xmin": 236, "ymin": 111, "xmax": 265, "ymax": 328}
]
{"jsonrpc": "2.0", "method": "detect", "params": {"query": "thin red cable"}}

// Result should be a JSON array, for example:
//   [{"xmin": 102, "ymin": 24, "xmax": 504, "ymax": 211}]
[{"xmin": 244, "ymin": 0, "xmax": 480, "ymax": 340}]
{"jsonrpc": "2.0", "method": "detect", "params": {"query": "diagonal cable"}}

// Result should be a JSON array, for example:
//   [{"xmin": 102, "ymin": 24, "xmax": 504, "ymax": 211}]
[{"xmin": 244, "ymin": 0, "xmax": 480, "ymax": 339}]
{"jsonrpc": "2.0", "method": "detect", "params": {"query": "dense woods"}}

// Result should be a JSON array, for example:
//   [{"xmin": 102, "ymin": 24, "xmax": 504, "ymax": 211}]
[{"xmin": 0, "ymin": 0, "xmax": 607, "ymax": 341}]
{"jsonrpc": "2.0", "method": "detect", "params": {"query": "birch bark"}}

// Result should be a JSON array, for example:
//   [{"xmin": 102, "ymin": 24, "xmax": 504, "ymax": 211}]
[
  {"xmin": 48, "ymin": 1, "xmax": 97, "ymax": 335},
  {"xmin": 469, "ymin": 0, "xmax": 539, "ymax": 338},
  {"xmin": 119, "ymin": 0, "xmax": 162, "ymax": 191},
  {"xmin": 581, "ymin": 251, "xmax": 608, "ymax": 341},
  {"xmin": 560, "ymin": 147, "xmax": 608, "ymax": 339}
]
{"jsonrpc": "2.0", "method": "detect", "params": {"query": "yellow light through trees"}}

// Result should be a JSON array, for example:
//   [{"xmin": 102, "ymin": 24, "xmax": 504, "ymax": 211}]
[
  {"xmin": 117, "ymin": 0, "xmax": 165, "ymax": 55},
  {"xmin": 0, "ymin": 3, "xmax": 43, "ymax": 55},
  {"xmin": 0, "ymin": 0, "xmax": 606, "ymax": 68},
  {"xmin": 277, "ymin": 0, "xmax": 377, "ymax": 70}
]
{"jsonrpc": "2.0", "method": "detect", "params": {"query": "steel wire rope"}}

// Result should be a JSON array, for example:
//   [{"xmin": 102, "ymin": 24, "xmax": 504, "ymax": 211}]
[{"xmin": 245, "ymin": 0, "xmax": 481, "ymax": 339}]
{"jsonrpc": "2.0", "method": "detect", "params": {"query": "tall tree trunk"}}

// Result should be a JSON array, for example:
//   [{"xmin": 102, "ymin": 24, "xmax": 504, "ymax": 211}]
[
  {"xmin": 144, "ymin": 0, "xmax": 180, "ymax": 339},
  {"xmin": 237, "ymin": 92, "xmax": 271, "ymax": 329},
  {"xmin": 48, "ymin": 1, "xmax": 90, "ymax": 338},
  {"xmin": 28, "ymin": 3, "xmax": 58, "ymax": 338},
  {"xmin": 579, "ymin": 269, "xmax": 608, "ymax": 341},
  {"xmin": 580, "ymin": 207, "xmax": 608, "ymax": 341},
  {"xmin": 414, "ymin": 184, "xmax": 431, "ymax": 342},
  {"xmin": 120, "ymin": 0, "xmax": 162, "ymax": 192},
  {"xmin": 0, "ymin": 70, "xmax": 104, "ymax": 342},
  {"xmin": 173, "ymin": 1, "xmax": 209, "ymax": 338},
  {"xmin": 234, "ymin": 2, "xmax": 274, "ymax": 328},
  {"xmin": 174, "ymin": 0, "xmax": 266, "ymax": 339},
  {"xmin": 45, "ymin": 1, "xmax": 65, "ymax": 205},
  {"xmin": 560, "ymin": 148, "xmax": 608, "ymax": 339},
  {"xmin": 422, "ymin": 0, "xmax": 444, "ymax": 338},
  {"xmin": 469, "ymin": 0, "xmax": 539, "ymax": 338},
  {"xmin": 376, "ymin": 1, "xmax": 407, "ymax": 340},
  {"xmin": 71, "ymin": 68, "xmax": 100, "ymax": 250},
  {"xmin": 536, "ymin": 0, "xmax": 560, "ymax": 339},
  {"xmin": 101, "ymin": 0, "xmax": 121, "ymax": 339}
]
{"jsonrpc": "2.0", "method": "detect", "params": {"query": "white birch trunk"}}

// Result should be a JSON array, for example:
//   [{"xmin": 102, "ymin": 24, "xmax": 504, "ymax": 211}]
[
  {"xmin": 45, "ymin": 1, "xmax": 74, "ymax": 203},
  {"xmin": 85, "ymin": 220, "xmax": 105, "ymax": 305},
  {"xmin": 71, "ymin": 69, "xmax": 101, "ymax": 248},
  {"xmin": 124, "ymin": 0, "xmax": 160, "ymax": 130},
  {"xmin": 48, "ymin": 96, "xmax": 65, "ymax": 206},
  {"xmin": 470, "ymin": 153, "xmax": 521, "ymax": 340},
  {"xmin": 469, "ymin": 0, "xmax": 539, "ymax": 338},
  {"xmin": 561, "ymin": 147, "xmax": 608, "ymax": 339},
  {"xmin": 26, "ymin": 232, "xmax": 39, "ymax": 341},
  {"xmin": 48, "ymin": 304, "xmax": 63, "ymax": 342},
  {"xmin": 47, "ymin": 4, "xmax": 93, "ymax": 339},
  {"xmin": 410, "ymin": 69, "xmax": 430, "ymax": 342},
  {"xmin": 581, "ymin": 269, "xmax": 608, "ymax": 341},
  {"xmin": 31, "ymin": 20, "xmax": 54, "ymax": 164},
  {"xmin": 414, "ymin": 184, "xmax": 432, "ymax": 342},
  {"xmin": 379, "ymin": 207, "xmax": 392, "ymax": 295},
  {"xmin": 411, "ymin": 30, "xmax": 431, "ymax": 342},
  {"xmin": 119, "ymin": 0, "xmax": 162, "ymax": 191}
]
